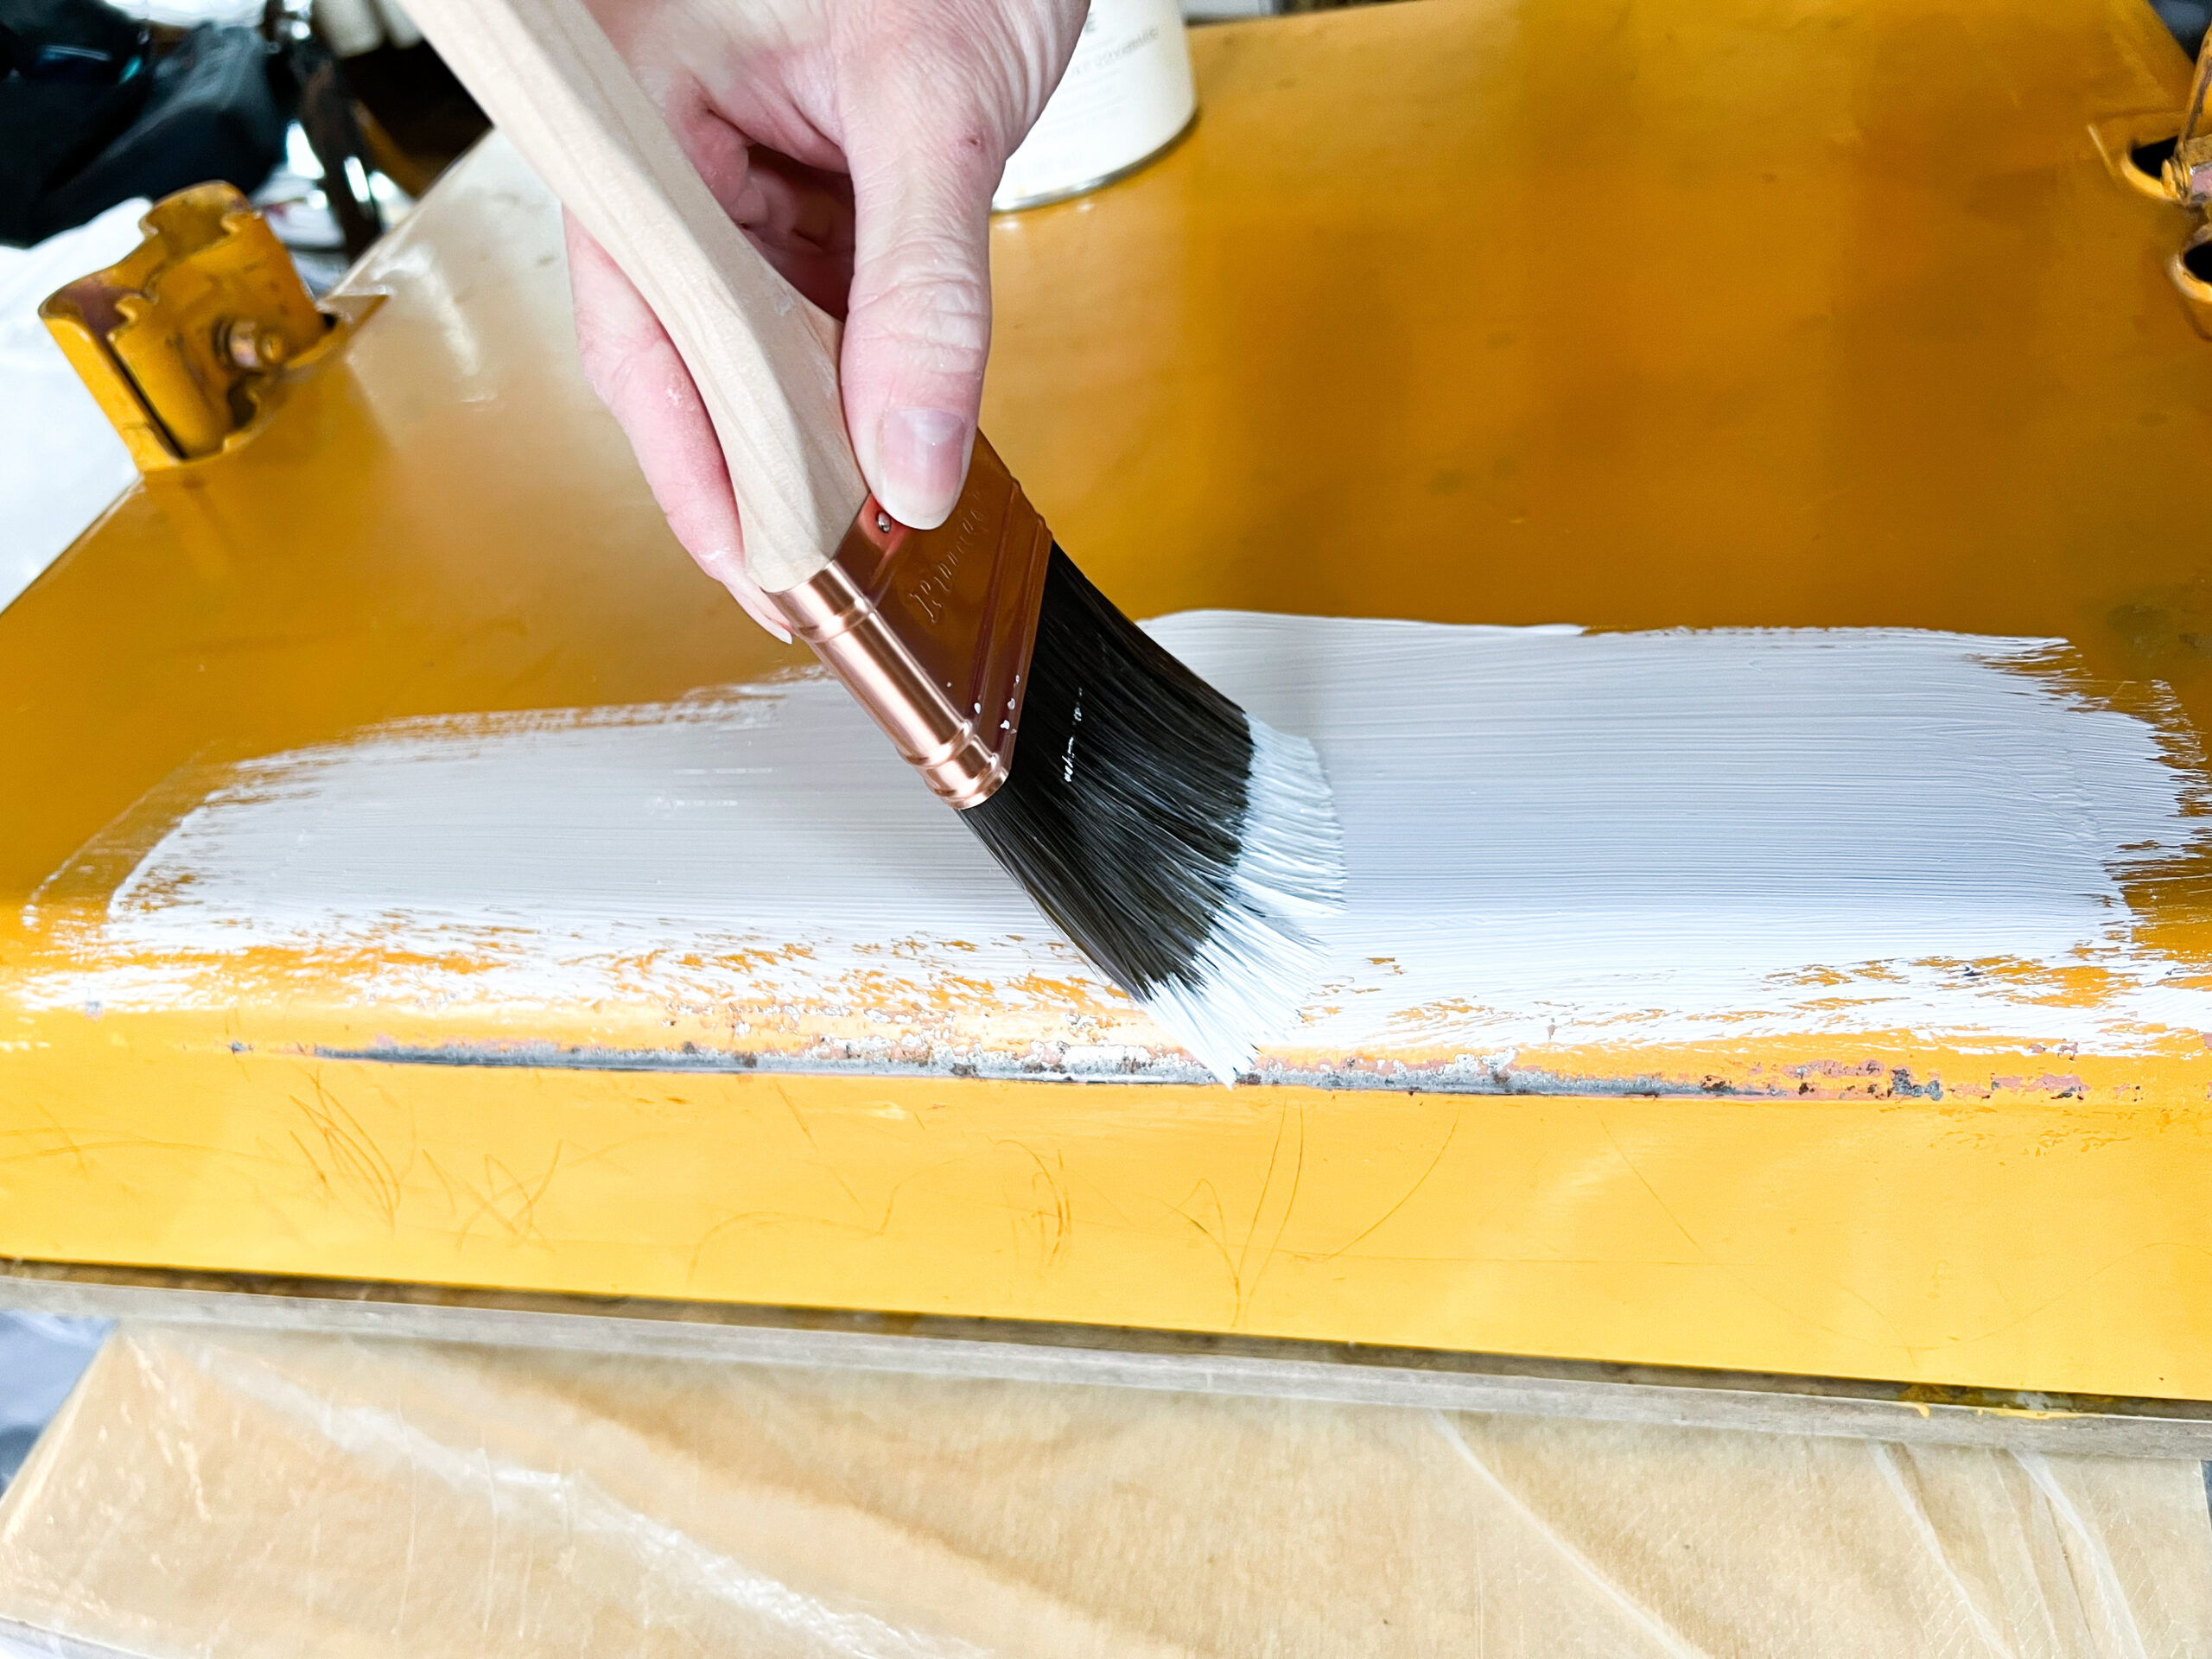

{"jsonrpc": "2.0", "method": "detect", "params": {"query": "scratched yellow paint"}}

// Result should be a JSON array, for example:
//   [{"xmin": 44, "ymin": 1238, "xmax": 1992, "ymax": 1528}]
[
  {"xmin": 6, "ymin": 0, "xmax": 2212, "ymax": 1397},
  {"xmin": 3, "ymin": 1012, "xmax": 2212, "ymax": 1396}
]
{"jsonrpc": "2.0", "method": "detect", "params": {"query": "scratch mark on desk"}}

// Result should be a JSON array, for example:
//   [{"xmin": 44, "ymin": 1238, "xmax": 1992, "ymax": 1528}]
[
  {"xmin": 999, "ymin": 1139, "xmax": 1072, "ymax": 1268},
  {"xmin": 29, "ymin": 1108, "xmax": 91, "ymax": 1179},
  {"xmin": 1319, "ymin": 1114, "xmax": 1463, "ymax": 1263},
  {"xmin": 1599, "ymin": 1117, "xmax": 1917, "ymax": 1355},
  {"xmin": 289, "ymin": 1077, "xmax": 401, "ymax": 1229},
  {"xmin": 1168, "ymin": 1177, "xmax": 1241, "ymax": 1317},
  {"xmin": 1236, "ymin": 1103, "xmax": 1306, "ymax": 1322},
  {"xmin": 424, "ymin": 1145, "xmax": 563, "ymax": 1250},
  {"xmin": 681, "ymin": 1156, "xmax": 968, "ymax": 1282},
  {"xmin": 772, "ymin": 1083, "xmax": 865, "ymax": 1221}
]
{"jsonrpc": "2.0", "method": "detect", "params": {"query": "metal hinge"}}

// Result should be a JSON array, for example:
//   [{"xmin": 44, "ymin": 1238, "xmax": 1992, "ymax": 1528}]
[
  {"xmin": 39, "ymin": 181, "xmax": 379, "ymax": 471},
  {"xmin": 2167, "ymin": 30, "xmax": 2212, "ymax": 207}
]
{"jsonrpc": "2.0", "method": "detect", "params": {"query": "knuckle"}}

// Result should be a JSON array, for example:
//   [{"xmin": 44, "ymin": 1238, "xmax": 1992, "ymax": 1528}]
[
  {"xmin": 852, "ymin": 301, "xmax": 991, "ymax": 373},
  {"xmin": 849, "ymin": 251, "xmax": 992, "ymax": 362}
]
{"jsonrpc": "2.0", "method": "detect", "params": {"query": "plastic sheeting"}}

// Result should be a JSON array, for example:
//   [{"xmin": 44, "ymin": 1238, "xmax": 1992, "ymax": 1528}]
[
  {"xmin": 0, "ymin": 1325, "xmax": 2209, "ymax": 1656},
  {"xmin": 0, "ymin": 1313, "xmax": 106, "ymax": 1495}
]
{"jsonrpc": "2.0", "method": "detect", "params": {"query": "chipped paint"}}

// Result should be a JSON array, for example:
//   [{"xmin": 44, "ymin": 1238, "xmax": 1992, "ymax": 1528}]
[{"xmin": 19, "ymin": 617, "xmax": 2212, "ymax": 1078}]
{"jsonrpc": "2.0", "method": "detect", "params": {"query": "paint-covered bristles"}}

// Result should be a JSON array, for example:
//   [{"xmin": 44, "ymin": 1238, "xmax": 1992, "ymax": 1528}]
[{"xmin": 962, "ymin": 548, "xmax": 1344, "ymax": 1083}]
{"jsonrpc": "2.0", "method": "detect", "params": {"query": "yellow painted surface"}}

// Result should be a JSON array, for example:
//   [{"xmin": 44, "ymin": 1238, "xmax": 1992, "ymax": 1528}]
[
  {"xmin": 5, "ymin": 0, "xmax": 2212, "ymax": 1395},
  {"xmin": 4, "ymin": 1016, "xmax": 2212, "ymax": 1397}
]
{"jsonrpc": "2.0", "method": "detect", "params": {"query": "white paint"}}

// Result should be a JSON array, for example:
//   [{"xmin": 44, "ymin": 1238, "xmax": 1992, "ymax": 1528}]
[
  {"xmin": 1178, "ymin": 614, "xmax": 2211, "ymax": 1053},
  {"xmin": 1149, "ymin": 717, "xmax": 1344, "ymax": 1082},
  {"xmin": 41, "ymin": 619, "xmax": 2212, "ymax": 1064}
]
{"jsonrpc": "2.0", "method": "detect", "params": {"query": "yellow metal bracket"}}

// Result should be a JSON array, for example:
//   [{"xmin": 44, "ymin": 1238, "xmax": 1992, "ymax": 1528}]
[
  {"xmin": 38, "ymin": 182, "xmax": 380, "ymax": 471},
  {"xmin": 2081, "ymin": 28, "xmax": 2212, "ymax": 334}
]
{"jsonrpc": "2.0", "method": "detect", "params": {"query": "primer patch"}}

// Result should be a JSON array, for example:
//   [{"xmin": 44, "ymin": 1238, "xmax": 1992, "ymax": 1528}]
[{"xmin": 41, "ymin": 619, "xmax": 2212, "ymax": 1058}]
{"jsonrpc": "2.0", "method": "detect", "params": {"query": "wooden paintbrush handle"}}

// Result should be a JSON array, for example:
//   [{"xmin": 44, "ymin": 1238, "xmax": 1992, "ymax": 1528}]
[{"xmin": 404, "ymin": 0, "xmax": 866, "ymax": 593}]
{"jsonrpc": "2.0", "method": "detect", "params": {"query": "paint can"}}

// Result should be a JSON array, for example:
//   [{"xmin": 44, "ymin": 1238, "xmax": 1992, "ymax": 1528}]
[{"xmin": 992, "ymin": 0, "xmax": 1198, "ymax": 213}]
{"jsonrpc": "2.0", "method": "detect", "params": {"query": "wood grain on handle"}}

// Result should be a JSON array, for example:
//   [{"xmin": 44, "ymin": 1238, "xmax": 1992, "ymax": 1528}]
[{"xmin": 404, "ymin": 0, "xmax": 867, "ymax": 592}]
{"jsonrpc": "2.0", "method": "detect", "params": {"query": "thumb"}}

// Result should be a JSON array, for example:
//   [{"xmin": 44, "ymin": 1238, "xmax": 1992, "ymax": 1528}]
[{"xmin": 838, "ymin": 110, "xmax": 1006, "ymax": 530}]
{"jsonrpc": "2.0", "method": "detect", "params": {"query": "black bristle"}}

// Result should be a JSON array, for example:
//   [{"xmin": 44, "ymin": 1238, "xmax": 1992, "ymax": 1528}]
[{"xmin": 962, "ymin": 545, "xmax": 1253, "ymax": 1001}]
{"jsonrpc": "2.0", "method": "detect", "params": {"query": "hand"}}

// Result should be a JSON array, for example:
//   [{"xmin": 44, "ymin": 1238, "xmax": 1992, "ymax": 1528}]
[{"xmin": 568, "ymin": 0, "xmax": 1087, "ymax": 638}]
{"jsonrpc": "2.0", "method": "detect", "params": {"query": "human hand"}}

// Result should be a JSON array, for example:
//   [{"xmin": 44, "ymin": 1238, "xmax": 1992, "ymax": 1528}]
[{"xmin": 568, "ymin": 0, "xmax": 1087, "ymax": 638}]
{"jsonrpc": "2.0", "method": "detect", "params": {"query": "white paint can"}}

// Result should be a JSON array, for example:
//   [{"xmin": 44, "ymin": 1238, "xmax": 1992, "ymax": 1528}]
[{"xmin": 992, "ymin": 0, "xmax": 1198, "ymax": 212}]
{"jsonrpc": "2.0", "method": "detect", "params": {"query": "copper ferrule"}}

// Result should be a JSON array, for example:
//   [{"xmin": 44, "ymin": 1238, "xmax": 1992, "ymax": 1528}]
[{"xmin": 762, "ymin": 433, "xmax": 1054, "ymax": 808}]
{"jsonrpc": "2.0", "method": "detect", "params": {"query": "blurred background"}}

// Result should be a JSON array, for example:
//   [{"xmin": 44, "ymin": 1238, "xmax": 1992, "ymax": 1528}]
[{"xmin": 1, "ymin": 0, "xmax": 1431, "ymax": 285}]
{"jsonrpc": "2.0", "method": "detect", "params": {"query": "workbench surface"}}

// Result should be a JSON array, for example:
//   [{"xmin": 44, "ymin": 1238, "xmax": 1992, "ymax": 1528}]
[{"xmin": 5, "ymin": 0, "xmax": 2212, "ymax": 1405}]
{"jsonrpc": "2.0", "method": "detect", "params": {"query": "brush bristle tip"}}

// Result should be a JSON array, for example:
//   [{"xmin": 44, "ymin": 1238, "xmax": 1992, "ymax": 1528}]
[{"xmin": 962, "ymin": 550, "xmax": 1345, "ymax": 1086}]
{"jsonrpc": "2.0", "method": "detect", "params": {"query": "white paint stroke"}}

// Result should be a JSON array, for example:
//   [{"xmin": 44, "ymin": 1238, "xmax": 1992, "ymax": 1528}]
[{"xmin": 43, "ymin": 619, "xmax": 2212, "ymax": 1057}]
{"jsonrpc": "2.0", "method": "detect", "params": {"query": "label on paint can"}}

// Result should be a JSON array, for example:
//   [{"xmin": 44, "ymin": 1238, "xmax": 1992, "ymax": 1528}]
[{"xmin": 992, "ymin": 0, "xmax": 1197, "ymax": 212}]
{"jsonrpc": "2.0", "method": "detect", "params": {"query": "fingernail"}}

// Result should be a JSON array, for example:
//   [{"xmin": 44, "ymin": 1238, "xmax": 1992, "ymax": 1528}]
[
  {"xmin": 696, "ymin": 545, "xmax": 792, "ymax": 643},
  {"xmin": 877, "ymin": 408, "xmax": 973, "ymax": 530},
  {"xmin": 731, "ymin": 582, "xmax": 793, "ymax": 645}
]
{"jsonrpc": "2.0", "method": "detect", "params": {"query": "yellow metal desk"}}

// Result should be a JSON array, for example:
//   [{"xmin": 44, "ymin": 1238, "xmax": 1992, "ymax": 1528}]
[{"xmin": 5, "ymin": 0, "xmax": 2212, "ymax": 1442}]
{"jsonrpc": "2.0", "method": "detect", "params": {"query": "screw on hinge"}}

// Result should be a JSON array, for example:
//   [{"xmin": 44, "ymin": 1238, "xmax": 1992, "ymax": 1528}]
[{"xmin": 222, "ymin": 319, "xmax": 288, "ymax": 372}]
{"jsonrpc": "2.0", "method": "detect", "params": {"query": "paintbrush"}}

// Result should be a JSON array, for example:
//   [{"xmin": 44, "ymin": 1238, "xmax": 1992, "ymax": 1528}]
[{"xmin": 405, "ymin": 0, "xmax": 1344, "ymax": 1082}]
